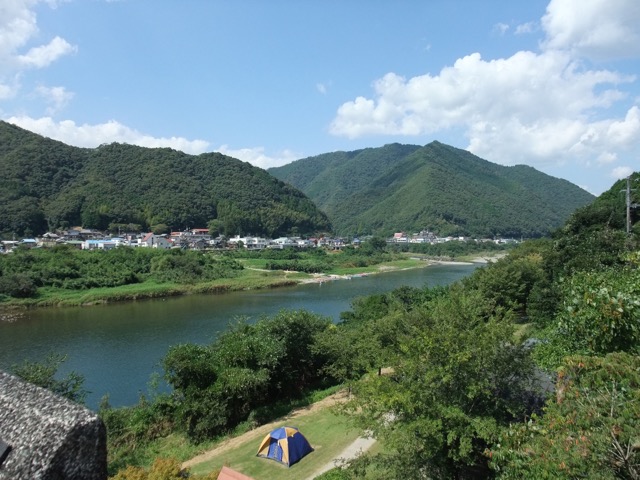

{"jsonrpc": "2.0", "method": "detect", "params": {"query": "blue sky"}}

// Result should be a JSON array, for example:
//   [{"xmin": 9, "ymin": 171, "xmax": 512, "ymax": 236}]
[{"xmin": 1, "ymin": 0, "xmax": 639, "ymax": 196}]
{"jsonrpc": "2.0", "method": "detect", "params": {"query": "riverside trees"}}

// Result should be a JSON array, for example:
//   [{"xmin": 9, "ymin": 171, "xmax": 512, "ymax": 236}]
[{"xmin": 331, "ymin": 175, "xmax": 640, "ymax": 479}]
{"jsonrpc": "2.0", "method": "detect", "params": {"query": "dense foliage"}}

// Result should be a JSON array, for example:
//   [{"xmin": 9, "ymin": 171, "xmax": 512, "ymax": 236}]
[
  {"xmin": 0, "ymin": 121, "xmax": 330, "ymax": 237},
  {"xmin": 269, "ymin": 141, "xmax": 594, "ymax": 238},
  {"xmin": 490, "ymin": 353, "xmax": 640, "ymax": 479},
  {"xmin": 101, "ymin": 310, "xmax": 336, "ymax": 473},
  {"xmin": 0, "ymin": 245, "xmax": 243, "ymax": 300},
  {"xmin": 330, "ymin": 172, "xmax": 640, "ymax": 478}
]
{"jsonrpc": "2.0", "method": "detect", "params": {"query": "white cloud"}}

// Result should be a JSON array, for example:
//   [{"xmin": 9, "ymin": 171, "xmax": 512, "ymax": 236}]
[
  {"xmin": 34, "ymin": 85, "xmax": 73, "ymax": 113},
  {"xmin": 596, "ymin": 152, "xmax": 617, "ymax": 164},
  {"xmin": 515, "ymin": 22, "xmax": 536, "ymax": 35},
  {"xmin": 0, "ymin": 1, "xmax": 39, "ymax": 67},
  {"xmin": 331, "ymin": 50, "xmax": 633, "ymax": 142},
  {"xmin": 330, "ymin": 0, "xmax": 640, "ymax": 176},
  {"xmin": 217, "ymin": 145, "xmax": 299, "ymax": 169},
  {"xmin": 0, "ymin": 79, "xmax": 18, "ymax": 99},
  {"xmin": 18, "ymin": 35, "xmax": 76, "ymax": 68},
  {"xmin": 5, "ymin": 116, "xmax": 300, "ymax": 168},
  {"xmin": 6, "ymin": 116, "xmax": 211, "ymax": 154},
  {"xmin": 493, "ymin": 23, "xmax": 509, "ymax": 35},
  {"xmin": 610, "ymin": 166, "xmax": 633, "ymax": 179},
  {"xmin": 541, "ymin": 0, "xmax": 640, "ymax": 60},
  {"xmin": 0, "ymin": 0, "xmax": 76, "ymax": 102}
]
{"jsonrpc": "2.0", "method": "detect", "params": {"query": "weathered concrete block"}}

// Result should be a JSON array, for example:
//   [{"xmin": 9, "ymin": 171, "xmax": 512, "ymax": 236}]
[{"xmin": 0, "ymin": 370, "xmax": 107, "ymax": 480}]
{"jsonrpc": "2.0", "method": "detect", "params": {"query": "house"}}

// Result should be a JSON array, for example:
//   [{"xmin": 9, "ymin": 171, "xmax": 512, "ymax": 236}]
[
  {"xmin": 38, "ymin": 232, "xmax": 60, "ymax": 246},
  {"xmin": 271, "ymin": 237, "xmax": 298, "ymax": 249},
  {"xmin": 81, "ymin": 240, "xmax": 117, "ymax": 250},
  {"xmin": 391, "ymin": 232, "xmax": 408, "ymax": 243},
  {"xmin": 410, "ymin": 230, "xmax": 437, "ymax": 244},
  {"xmin": 20, "ymin": 239, "xmax": 38, "ymax": 248},
  {"xmin": 228, "ymin": 235, "xmax": 268, "ymax": 250},
  {"xmin": 139, "ymin": 233, "xmax": 172, "ymax": 249}
]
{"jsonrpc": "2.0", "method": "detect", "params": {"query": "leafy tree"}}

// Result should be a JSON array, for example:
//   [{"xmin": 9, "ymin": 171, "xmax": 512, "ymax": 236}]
[
  {"xmin": 110, "ymin": 457, "xmax": 218, "ymax": 480},
  {"xmin": 163, "ymin": 343, "xmax": 217, "ymax": 391},
  {"xmin": 490, "ymin": 353, "xmax": 640, "ymax": 479},
  {"xmin": 162, "ymin": 310, "xmax": 333, "ymax": 442},
  {"xmin": 207, "ymin": 218, "xmax": 223, "ymax": 237},
  {"xmin": 151, "ymin": 223, "xmax": 170, "ymax": 235},
  {"xmin": 0, "ymin": 272, "xmax": 38, "ymax": 298},
  {"xmin": 11, "ymin": 353, "xmax": 88, "ymax": 404},
  {"xmin": 345, "ymin": 287, "xmax": 537, "ymax": 478},
  {"xmin": 534, "ymin": 266, "xmax": 640, "ymax": 369},
  {"xmin": 462, "ymin": 250, "xmax": 545, "ymax": 318}
]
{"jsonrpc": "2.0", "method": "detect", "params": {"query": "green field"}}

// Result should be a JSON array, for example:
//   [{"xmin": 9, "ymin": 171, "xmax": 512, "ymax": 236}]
[{"xmin": 188, "ymin": 407, "xmax": 364, "ymax": 479}]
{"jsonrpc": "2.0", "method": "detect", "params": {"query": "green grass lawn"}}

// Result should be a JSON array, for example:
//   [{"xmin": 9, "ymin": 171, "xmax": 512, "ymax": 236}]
[{"xmin": 189, "ymin": 408, "xmax": 364, "ymax": 480}]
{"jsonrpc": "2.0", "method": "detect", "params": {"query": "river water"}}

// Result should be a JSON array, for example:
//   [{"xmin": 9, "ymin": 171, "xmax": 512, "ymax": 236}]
[{"xmin": 0, "ymin": 264, "xmax": 477, "ymax": 409}]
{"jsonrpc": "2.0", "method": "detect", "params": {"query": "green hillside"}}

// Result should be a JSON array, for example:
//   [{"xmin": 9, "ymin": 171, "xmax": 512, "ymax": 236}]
[
  {"xmin": 269, "ymin": 141, "xmax": 595, "ymax": 237},
  {"xmin": 0, "ymin": 121, "xmax": 331, "ymax": 237}
]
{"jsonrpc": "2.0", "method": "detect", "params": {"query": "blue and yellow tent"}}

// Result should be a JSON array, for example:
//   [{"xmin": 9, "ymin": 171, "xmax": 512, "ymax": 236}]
[{"xmin": 256, "ymin": 426, "xmax": 313, "ymax": 467}]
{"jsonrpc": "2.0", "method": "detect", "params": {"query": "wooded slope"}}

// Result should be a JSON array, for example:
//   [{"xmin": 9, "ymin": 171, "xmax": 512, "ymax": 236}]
[
  {"xmin": 269, "ymin": 141, "xmax": 595, "ymax": 237},
  {"xmin": 0, "ymin": 121, "xmax": 331, "ymax": 237}
]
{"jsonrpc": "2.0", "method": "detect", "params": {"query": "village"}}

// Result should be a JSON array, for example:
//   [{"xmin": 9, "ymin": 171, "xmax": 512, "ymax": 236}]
[{"xmin": 0, "ymin": 227, "xmax": 518, "ymax": 254}]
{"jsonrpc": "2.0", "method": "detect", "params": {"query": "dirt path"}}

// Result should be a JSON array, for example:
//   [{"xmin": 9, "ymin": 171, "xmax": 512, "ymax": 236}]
[
  {"xmin": 305, "ymin": 434, "xmax": 376, "ymax": 480},
  {"xmin": 182, "ymin": 390, "xmax": 351, "ymax": 470}
]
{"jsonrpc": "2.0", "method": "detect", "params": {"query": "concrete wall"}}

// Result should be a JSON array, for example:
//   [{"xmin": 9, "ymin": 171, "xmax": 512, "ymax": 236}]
[{"xmin": 0, "ymin": 371, "xmax": 107, "ymax": 480}]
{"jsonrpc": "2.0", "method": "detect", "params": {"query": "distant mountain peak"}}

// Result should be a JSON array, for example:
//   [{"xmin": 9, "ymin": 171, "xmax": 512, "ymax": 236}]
[{"xmin": 269, "ymin": 142, "xmax": 595, "ymax": 238}]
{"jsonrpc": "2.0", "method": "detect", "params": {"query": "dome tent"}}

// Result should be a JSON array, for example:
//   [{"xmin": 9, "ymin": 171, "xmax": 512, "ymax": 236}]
[{"xmin": 256, "ymin": 426, "xmax": 313, "ymax": 467}]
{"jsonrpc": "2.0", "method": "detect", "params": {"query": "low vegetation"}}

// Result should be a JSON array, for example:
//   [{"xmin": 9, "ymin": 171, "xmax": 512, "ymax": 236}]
[{"xmin": 0, "ymin": 237, "xmax": 471, "ymax": 307}]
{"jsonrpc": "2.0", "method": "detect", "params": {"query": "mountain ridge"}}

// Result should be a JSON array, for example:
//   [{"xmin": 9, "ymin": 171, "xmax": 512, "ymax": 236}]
[
  {"xmin": 269, "ymin": 141, "xmax": 595, "ymax": 237},
  {"xmin": 0, "ymin": 121, "xmax": 331, "ymax": 237}
]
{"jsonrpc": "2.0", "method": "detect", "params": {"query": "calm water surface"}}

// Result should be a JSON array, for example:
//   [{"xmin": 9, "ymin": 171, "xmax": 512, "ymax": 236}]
[{"xmin": 0, "ymin": 264, "xmax": 477, "ymax": 409}]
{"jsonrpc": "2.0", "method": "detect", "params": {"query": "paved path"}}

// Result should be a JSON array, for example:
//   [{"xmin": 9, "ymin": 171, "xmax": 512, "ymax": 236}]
[{"xmin": 306, "ymin": 433, "xmax": 376, "ymax": 480}]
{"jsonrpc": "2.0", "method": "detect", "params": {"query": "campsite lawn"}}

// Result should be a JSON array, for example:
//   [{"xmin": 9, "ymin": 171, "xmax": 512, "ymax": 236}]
[{"xmin": 189, "ymin": 408, "xmax": 363, "ymax": 479}]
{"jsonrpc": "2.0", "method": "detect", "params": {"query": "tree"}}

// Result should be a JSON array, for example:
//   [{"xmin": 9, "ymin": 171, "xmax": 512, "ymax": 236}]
[
  {"xmin": 345, "ymin": 287, "xmax": 537, "ymax": 479},
  {"xmin": 11, "ymin": 353, "xmax": 88, "ymax": 404},
  {"xmin": 207, "ymin": 218, "xmax": 223, "ymax": 237},
  {"xmin": 490, "ymin": 353, "xmax": 640, "ymax": 479},
  {"xmin": 534, "ymin": 266, "xmax": 640, "ymax": 369}
]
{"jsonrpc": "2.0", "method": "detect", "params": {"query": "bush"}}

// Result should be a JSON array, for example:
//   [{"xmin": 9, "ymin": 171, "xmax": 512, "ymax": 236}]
[{"xmin": 0, "ymin": 273, "xmax": 38, "ymax": 297}]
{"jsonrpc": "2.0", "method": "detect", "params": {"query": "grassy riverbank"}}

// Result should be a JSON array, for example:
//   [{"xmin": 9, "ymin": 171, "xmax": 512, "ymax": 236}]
[
  {"xmin": 0, "ymin": 255, "xmax": 437, "ymax": 309},
  {"xmin": 0, "ymin": 241, "xmax": 499, "ymax": 311}
]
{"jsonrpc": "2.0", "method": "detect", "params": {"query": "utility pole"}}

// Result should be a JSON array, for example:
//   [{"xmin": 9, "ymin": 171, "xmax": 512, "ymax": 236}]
[{"xmin": 622, "ymin": 175, "xmax": 639, "ymax": 234}]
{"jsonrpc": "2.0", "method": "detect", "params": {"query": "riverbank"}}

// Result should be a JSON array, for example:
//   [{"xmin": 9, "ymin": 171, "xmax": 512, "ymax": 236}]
[{"xmin": 0, "ymin": 254, "xmax": 497, "ymax": 313}]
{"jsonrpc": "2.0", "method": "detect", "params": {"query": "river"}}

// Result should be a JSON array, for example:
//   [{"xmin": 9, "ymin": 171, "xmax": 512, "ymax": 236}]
[{"xmin": 0, "ymin": 263, "xmax": 477, "ymax": 409}]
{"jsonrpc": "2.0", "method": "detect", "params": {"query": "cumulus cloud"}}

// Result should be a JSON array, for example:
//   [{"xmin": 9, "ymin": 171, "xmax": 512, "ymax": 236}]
[
  {"xmin": 0, "ymin": 0, "xmax": 76, "ymax": 103},
  {"xmin": 217, "ymin": 145, "xmax": 299, "ymax": 169},
  {"xmin": 330, "ymin": 0, "xmax": 640, "ymax": 178},
  {"xmin": 610, "ymin": 165, "xmax": 634, "ymax": 179},
  {"xmin": 542, "ymin": 0, "xmax": 640, "ymax": 60},
  {"xmin": 0, "ymin": 1, "xmax": 76, "ymax": 67},
  {"xmin": 6, "ymin": 116, "xmax": 211, "ymax": 154},
  {"xmin": 515, "ymin": 22, "xmax": 536, "ymax": 35},
  {"xmin": 34, "ymin": 85, "xmax": 73, "ymax": 113},
  {"xmin": 17, "ymin": 35, "xmax": 76, "ymax": 68}
]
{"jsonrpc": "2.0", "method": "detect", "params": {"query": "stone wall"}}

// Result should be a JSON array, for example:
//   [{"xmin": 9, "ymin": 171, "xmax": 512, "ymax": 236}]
[{"xmin": 0, "ymin": 370, "xmax": 107, "ymax": 480}]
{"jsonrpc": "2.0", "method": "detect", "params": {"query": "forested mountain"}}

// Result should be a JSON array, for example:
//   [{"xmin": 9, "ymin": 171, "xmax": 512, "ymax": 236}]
[
  {"xmin": 0, "ymin": 121, "xmax": 330, "ymax": 237},
  {"xmin": 269, "ymin": 141, "xmax": 595, "ymax": 237}
]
